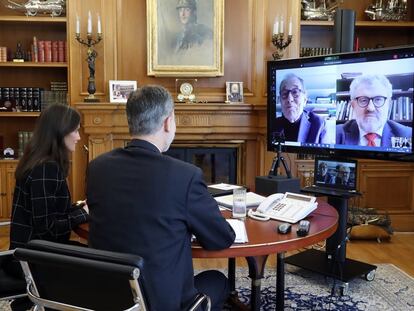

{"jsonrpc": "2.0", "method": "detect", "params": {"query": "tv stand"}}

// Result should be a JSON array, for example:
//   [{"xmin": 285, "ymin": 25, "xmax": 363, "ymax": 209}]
[{"xmin": 285, "ymin": 190, "xmax": 377, "ymax": 294}]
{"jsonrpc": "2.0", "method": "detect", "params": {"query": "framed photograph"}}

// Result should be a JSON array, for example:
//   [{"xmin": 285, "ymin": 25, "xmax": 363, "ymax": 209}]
[
  {"xmin": 109, "ymin": 80, "xmax": 137, "ymax": 104},
  {"xmin": 146, "ymin": 0, "xmax": 224, "ymax": 77},
  {"xmin": 226, "ymin": 82, "xmax": 243, "ymax": 103}
]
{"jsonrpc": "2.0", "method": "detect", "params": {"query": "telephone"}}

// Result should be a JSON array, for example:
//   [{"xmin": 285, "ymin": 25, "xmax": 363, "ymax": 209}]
[{"xmin": 248, "ymin": 192, "xmax": 317, "ymax": 223}]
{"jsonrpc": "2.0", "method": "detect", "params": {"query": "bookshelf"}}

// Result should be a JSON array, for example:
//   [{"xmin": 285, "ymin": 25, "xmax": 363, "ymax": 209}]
[
  {"xmin": 300, "ymin": 1, "xmax": 414, "ymax": 56},
  {"xmin": 0, "ymin": 1, "xmax": 68, "ymax": 219}
]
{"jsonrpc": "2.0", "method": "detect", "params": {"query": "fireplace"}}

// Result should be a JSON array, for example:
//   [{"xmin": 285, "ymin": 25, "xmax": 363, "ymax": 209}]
[{"xmin": 165, "ymin": 145, "xmax": 238, "ymax": 184}]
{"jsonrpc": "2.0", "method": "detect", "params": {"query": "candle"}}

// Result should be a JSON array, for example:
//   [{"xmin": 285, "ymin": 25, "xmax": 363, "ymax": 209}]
[
  {"xmin": 288, "ymin": 16, "xmax": 292, "ymax": 36},
  {"xmin": 97, "ymin": 13, "xmax": 102, "ymax": 34},
  {"xmin": 273, "ymin": 16, "xmax": 279, "ymax": 35},
  {"xmin": 87, "ymin": 11, "xmax": 92, "ymax": 33},
  {"xmin": 76, "ymin": 14, "xmax": 80, "ymax": 34},
  {"xmin": 280, "ymin": 17, "xmax": 284, "ymax": 34}
]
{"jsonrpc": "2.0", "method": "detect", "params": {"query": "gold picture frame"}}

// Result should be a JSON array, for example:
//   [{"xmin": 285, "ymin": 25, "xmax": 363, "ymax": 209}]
[{"xmin": 146, "ymin": 0, "xmax": 224, "ymax": 77}]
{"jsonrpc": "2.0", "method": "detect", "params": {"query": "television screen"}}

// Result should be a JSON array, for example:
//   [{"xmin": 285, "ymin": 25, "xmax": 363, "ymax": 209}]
[{"xmin": 267, "ymin": 45, "xmax": 414, "ymax": 161}]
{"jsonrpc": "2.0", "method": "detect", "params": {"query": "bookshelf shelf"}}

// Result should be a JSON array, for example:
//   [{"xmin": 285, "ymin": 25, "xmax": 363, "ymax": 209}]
[
  {"xmin": 0, "ymin": 16, "xmax": 66, "ymax": 23},
  {"xmin": 0, "ymin": 112, "xmax": 40, "ymax": 117},
  {"xmin": 0, "ymin": 62, "xmax": 68, "ymax": 68},
  {"xmin": 300, "ymin": 21, "xmax": 414, "ymax": 28}
]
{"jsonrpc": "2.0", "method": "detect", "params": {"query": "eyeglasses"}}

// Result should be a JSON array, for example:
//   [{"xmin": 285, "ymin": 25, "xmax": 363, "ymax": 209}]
[
  {"xmin": 280, "ymin": 88, "xmax": 303, "ymax": 100},
  {"xmin": 355, "ymin": 96, "xmax": 387, "ymax": 108}
]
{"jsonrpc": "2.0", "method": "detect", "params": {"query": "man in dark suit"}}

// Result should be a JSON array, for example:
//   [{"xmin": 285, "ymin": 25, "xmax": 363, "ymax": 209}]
[
  {"xmin": 336, "ymin": 74, "xmax": 412, "ymax": 147},
  {"xmin": 86, "ymin": 85, "xmax": 235, "ymax": 311},
  {"xmin": 273, "ymin": 73, "xmax": 327, "ymax": 143}
]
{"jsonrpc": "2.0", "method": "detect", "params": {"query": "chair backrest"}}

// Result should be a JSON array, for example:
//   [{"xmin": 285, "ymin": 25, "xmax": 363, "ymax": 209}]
[
  {"xmin": 0, "ymin": 249, "xmax": 27, "ymax": 301},
  {"xmin": 14, "ymin": 240, "xmax": 149, "ymax": 311}
]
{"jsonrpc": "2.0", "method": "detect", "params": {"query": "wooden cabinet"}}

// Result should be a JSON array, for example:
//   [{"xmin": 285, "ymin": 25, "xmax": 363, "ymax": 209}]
[
  {"xmin": 358, "ymin": 160, "xmax": 414, "ymax": 231},
  {"xmin": 293, "ymin": 158, "xmax": 414, "ymax": 231},
  {"xmin": 300, "ymin": 0, "xmax": 414, "ymax": 54},
  {"xmin": 0, "ymin": 161, "xmax": 17, "ymax": 220}
]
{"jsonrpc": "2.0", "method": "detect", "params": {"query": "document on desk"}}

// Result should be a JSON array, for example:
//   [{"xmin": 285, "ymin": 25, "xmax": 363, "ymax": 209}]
[
  {"xmin": 208, "ymin": 183, "xmax": 242, "ymax": 190},
  {"xmin": 215, "ymin": 192, "xmax": 266, "ymax": 209},
  {"xmin": 226, "ymin": 219, "xmax": 248, "ymax": 243}
]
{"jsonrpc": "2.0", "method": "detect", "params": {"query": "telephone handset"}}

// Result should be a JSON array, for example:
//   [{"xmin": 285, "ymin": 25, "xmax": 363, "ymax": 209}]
[
  {"xmin": 248, "ymin": 193, "xmax": 284, "ymax": 221},
  {"xmin": 256, "ymin": 193, "xmax": 285, "ymax": 214},
  {"xmin": 249, "ymin": 192, "xmax": 317, "ymax": 223}
]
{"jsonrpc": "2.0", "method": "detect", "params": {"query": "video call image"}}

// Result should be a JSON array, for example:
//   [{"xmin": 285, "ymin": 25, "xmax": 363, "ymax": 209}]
[
  {"xmin": 271, "ymin": 57, "xmax": 414, "ymax": 153},
  {"xmin": 315, "ymin": 160, "xmax": 356, "ymax": 188}
]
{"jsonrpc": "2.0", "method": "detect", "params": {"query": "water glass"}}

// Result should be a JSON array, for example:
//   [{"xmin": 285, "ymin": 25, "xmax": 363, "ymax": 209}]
[{"xmin": 232, "ymin": 187, "xmax": 247, "ymax": 219}]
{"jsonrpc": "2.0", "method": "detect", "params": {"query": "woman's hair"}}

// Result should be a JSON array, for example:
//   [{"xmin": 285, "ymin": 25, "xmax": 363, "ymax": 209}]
[{"xmin": 15, "ymin": 104, "xmax": 81, "ymax": 180}]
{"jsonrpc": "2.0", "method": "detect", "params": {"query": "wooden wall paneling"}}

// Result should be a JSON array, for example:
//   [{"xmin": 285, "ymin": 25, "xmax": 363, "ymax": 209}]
[
  {"xmin": 5, "ymin": 164, "xmax": 16, "ymax": 218},
  {"xmin": 116, "ymin": 0, "xmax": 260, "ymax": 103},
  {"xmin": 358, "ymin": 160, "xmax": 414, "ymax": 231},
  {"xmin": 68, "ymin": 0, "xmax": 118, "ymax": 200},
  {"xmin": 68, "ymin": 0, "xmax": 117, "ymax": 103},
  {"xmin": 0, "ymin": 164, "xmax": 5, "ymax": 220}
]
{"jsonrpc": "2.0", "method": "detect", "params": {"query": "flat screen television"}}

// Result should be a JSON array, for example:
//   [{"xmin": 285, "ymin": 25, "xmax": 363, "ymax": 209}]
[{"xmin": 267, "ymin": 45, "xmax": 414, "ymax": 162}]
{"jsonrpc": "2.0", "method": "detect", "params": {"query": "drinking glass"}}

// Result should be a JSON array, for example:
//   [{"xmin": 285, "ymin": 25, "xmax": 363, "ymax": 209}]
[{"xmin": 232, "ymin": 187, "xmax": 247, "ymax": 219}]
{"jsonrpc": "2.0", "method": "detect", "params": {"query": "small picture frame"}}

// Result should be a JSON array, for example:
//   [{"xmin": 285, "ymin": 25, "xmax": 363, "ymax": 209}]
[
  {"xmin": 109, "ymin": 80, "xmax": 137, "ymax": 103},
  {"xmin": 226, "ymin": 82, "xmax": 243, "ymax": 103}
]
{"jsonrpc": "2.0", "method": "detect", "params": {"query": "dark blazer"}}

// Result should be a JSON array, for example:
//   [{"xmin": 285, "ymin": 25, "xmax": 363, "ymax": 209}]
[
  {"xmin": 87, "ymin": 139, "xmax": 235, "ymax": 311},
  {"xmin": 336, "ymin": 120, "xmax": 412, "ymax": 147},
  {"xmin": 10, "ymin": 161, "xmax": 88, "ymax": 249},
  {"xmin": 274, "ymin": 110, "xmax": 327, "ymax": 143}
]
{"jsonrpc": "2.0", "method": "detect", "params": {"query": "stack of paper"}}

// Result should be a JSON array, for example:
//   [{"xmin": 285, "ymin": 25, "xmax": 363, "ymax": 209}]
[
  {"xmin": 215, "ymin": 192, "xmax": 266, "ymax": 209},
  {"xmin": 226, "ymin": 219, "xmax": 248, "ymax": 243}
]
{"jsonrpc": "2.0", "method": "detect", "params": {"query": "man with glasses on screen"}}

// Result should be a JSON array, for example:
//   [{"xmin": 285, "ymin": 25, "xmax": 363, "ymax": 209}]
[
  {"xmin": 336, "ymin": 74, "xmax": 411, "ymax": 147},
  {"xmin": 274, "ymin": 73, "xmax": 327, "ymax": 143}
]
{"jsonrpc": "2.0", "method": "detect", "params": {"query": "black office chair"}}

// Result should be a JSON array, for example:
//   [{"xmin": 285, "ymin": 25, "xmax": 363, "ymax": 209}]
[
  {"xmin": 0, "ymin": 222, "xmax": 27, "ymax": 309},
  {"xmin": 14, "ymin": 240, "xmax": 211, "ymax": 311}
]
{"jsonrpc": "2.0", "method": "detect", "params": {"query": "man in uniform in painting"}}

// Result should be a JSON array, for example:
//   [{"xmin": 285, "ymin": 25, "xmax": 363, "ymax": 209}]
[{"xmin": 175, "ymin": 0, "xmax": 213, "ymax": 52}]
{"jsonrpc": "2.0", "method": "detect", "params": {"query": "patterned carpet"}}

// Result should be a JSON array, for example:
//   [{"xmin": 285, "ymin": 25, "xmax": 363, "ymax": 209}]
[
  {"xmin": 222, "ymin": 264, "xmax": 414, "ymax": 311},
  {"xmin": 1, "ymin": 264, "xmax": 413, "ymax": 310}
]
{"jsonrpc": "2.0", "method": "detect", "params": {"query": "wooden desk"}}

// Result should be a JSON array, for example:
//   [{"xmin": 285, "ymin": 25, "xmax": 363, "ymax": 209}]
[{"xmin": 75, "ymin": 200, "xmax": 338, "ymax": 311}]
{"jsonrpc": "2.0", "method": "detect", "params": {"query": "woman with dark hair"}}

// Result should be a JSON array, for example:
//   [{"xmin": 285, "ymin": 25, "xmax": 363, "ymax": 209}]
[{"xmin": 3, "ymin": 104, "xmax": 89, "ymax": 309}]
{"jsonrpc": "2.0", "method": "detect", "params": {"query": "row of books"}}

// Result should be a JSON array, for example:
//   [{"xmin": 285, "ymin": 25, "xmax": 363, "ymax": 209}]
[
  {"xmin": 32, "ymin": 37, "xmax": 67, "ymax": 63},
  {"xmin": 300, "ymin": 47, "xmax": 381, "ymax": 58},
  {"xmin": 389, "ymin": 97, "xmax": 413, "ymax": 121},
  {"xmin": 336, "ymin": 100, "xmax": 354, "ymax": 121},
  {"xmin": 300, "ymin": 47, "xmax": 333, "ymax": 57},
  {"xmin": 336, "ymin": 97, "xmax": 413, "ymax": 122},
  {"xmin": 0, "ymin": 87, "xmax": 68, "ymax": 112},
  {"xmin": 17, "ymin": 131, "xmax": 33, "ymax": 158},
  {"xmin": 0, "ymin": 47, "xmax": 7, "ymax": 62},
  {"xmin": 0, "ymin": 87, "xmax": 42, "ymax": 112},
  {"xmin": 0, "ymin": 38, "xmax": 67, "ymax": 63}
]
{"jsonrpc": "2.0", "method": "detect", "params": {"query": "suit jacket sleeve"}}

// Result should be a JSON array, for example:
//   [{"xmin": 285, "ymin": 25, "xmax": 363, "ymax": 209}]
[{"xmin": 186, "ymin": 168, "xmax": 235, "ymax": 250}]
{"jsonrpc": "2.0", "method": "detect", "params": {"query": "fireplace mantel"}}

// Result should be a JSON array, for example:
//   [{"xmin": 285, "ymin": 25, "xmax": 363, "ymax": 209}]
[{"xmin": 76, "ymin": 102, "xmax": 268, "ymax": 188}]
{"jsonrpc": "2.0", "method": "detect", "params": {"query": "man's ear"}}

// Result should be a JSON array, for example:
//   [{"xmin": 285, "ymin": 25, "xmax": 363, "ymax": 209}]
[{"xmin": 163, "ymin": 115, "xmax": 172, "ymax": 132}]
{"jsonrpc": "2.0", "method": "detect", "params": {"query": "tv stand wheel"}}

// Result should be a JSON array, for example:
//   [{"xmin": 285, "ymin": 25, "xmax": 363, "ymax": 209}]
[{"xmin": 365, "ymin": 269, "xmax": 376, "ymax": 281}]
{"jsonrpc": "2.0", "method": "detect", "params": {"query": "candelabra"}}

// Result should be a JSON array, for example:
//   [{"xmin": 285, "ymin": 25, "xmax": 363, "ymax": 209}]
[
  {"xmin": 75, "ymin": 32, "xmax": 102, "ymax": 102},
  {"xmin": 271, "ymin": 33, "xmax": 292, "ymax": 60}
]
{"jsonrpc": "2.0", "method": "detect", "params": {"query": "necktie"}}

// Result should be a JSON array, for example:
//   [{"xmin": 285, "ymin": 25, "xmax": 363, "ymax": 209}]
[{"xmin": 365, "ymin": 133, "xmax": 378, "ymax": 147}]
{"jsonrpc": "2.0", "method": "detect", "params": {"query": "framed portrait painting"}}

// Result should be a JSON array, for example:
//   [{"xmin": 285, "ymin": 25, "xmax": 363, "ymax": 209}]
[
  {"xmin": 109, "ymin": 80, "xmax": 137, "ymax": 104},
  {"xmin": 226, "ymin": 82, "xmax": 243, "ymax": 103},
  {"xmin": 146, "ymin": 0, "xmax": 224, "ymax": 77}
]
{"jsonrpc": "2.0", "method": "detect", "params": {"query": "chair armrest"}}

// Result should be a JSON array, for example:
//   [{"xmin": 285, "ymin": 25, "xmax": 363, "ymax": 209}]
[
  {"xmin": 187, "ymin": 293, "xmax": 211, "ymax": 311},
  {"xmin": 0, "ymin": 249, "xmax": 14, "ymax": 257}
]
